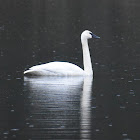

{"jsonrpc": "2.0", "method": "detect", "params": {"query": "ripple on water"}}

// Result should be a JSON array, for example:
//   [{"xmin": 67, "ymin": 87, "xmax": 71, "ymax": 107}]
[
  {"xmin": 92, "ymin": 106, "xmax": 97, "ymax": 109},
  {"xmin": 108, "ymin": 123, "xmax": 112, "ymax": 127},
  {"xmin": 26, "ymin": 122, "xmax": 30, "ymax": 125},
  {"xmin": 123, "ymin": 138, "xmax": 132, "ymax": 140},
  {"xmin": 95, "ymin": 129, "xmax": 100, "ymax": 132},
  {"xmin": 105, "ymin": 115, "xmax": 109, "ymax": 119},
  {"xmin": 12, "ymin": 135, "xmax": 16, "ymax": 138},
  {"xmin": 7, "ymin": 78, "xmax": 11, "ymax": 81},
  {"xmin": 16, "ymin": 77, "xmax": 22, "ymax": 80},
  {"xmin": 3, "ymin": 131, "xmax": 9, "ymax": 135},
  {"xmin": 129, "ymin": 90, "xmax": 134, "ymax": 95},
  {"xmin": 116, "ymin": 94, "xmax": 121, "ymax": 97},
  {"xmin": 100, "ymin": 93, "xmax": 104, "ymax": 96},
  {"xmin": 29, "ymin": 124, "xmax": 34, "ymax": 128},
  {"xmin": 120, "ymin": 106, "xmax": 126, "ymax": 109},
  {"xmin": 111, "ymin": 79, "xmax": 115, "ymax": 82},
  {"xmin": 10, "ymin": 110, "xmax": 15, "ymax": 112},
  {"xmin": 10, "ymin": 128, "xmax": 19, "ymax": 131},
  {"xmin": 3, "ymin": 136, "xmax": 8, "ymax": 139},
  {"xmin": 134, "ymin": 78, "xmax": 140, "ymax": 81},
  {"xmin": 122, "ymin": 133, "xmax": 128, "ymax": 137}
]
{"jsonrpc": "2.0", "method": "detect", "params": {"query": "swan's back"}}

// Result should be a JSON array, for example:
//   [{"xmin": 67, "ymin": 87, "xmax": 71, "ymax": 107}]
[{"xmin": 24, "ymin": 62, "xmax": 85, "ymax": 76}]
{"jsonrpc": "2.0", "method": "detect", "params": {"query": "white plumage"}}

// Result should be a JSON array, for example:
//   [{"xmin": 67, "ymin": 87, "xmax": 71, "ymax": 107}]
[{"xmin": 24, "ymin": 62, "xmax": 85, "ymax": 76}]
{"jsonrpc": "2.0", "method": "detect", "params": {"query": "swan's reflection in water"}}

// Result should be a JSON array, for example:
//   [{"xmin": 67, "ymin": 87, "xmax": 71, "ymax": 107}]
[
  {"xmin": 24, "ymin": 76, "xmax": 93, "ymax": 140},
  {"xmin": 80, "ymin": 77, "xmax": 92, "ymax": 140}
]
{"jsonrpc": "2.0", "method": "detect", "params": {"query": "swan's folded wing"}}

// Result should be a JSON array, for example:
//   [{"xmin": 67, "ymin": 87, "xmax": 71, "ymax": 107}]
[{"xmin": 24, "ymin": 62, "xmax": 84, "ymax": 76}]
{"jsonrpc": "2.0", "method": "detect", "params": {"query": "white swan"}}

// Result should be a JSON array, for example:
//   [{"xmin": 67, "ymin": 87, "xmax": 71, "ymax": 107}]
[{"xmin": 24, "ymin": 30, "xmax": 100, "ymax": 76}]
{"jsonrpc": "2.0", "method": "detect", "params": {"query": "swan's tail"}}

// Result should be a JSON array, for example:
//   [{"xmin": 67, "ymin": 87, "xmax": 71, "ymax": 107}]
[
  {"xmin": 24, "ymin": 69, "xmax": 50, "ymax": 76},
  {"xmin": 24, "ymin": 69, "xmax": 39, "ymax": 76}
]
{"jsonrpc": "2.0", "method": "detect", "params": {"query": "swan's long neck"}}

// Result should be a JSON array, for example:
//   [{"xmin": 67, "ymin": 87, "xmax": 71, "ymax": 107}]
[{"xmin": 81, "ymin": 38, "xmax": 93, "ymax": 76}]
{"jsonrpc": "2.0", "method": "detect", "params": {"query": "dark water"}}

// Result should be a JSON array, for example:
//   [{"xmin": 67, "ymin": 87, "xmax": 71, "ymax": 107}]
[{"xmin": 0, "ymin": 0, "xmax": 140, "ymax": 140}]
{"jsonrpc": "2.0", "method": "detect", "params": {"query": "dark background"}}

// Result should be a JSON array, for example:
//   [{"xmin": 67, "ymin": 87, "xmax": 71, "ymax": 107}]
[{"xmin": 0, "ymin": 0, "xmax": 140, "ymax": 78}]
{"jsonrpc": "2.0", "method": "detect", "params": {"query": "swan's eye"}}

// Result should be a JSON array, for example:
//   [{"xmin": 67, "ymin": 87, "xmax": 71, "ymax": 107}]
[
  {"xmin": 89, "ymin": 32, "xmax": 94, "ymax": 38},
  {"xmin": 89, "ymin": 32, "xmax": 93, "ymax": 35}
]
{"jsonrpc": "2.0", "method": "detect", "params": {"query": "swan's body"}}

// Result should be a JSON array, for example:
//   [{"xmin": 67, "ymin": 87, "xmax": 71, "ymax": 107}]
[
  {"xmin": 24, "ymin": 62, "xmax": 85, "ymax": 76},
  {"xmin": 24, "ymin": 30, "xmax": 100, "ymax": 76}
]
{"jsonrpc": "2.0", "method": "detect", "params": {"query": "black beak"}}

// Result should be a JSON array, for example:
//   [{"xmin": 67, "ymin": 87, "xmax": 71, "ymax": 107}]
[{"xmin": 90, "ymin": 33, "xmax": 100, "ymax": 39}]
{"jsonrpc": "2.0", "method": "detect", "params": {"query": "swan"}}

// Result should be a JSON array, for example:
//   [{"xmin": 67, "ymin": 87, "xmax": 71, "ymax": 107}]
[{"xmin": 24, "ymin": 30, "xmax": 100, "ymax": 76}]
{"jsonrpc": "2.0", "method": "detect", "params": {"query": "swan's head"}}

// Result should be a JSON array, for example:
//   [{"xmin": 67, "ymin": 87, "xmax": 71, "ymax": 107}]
[{"xmin": 81, "ymin": 30, "xmax": 100, "ymax": 40}]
